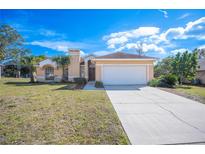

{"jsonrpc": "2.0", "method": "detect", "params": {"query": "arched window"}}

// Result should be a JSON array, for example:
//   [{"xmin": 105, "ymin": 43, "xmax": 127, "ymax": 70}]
[{"xmin": 45, "ymin": 66, "xmax": 54, "ymax": 80}]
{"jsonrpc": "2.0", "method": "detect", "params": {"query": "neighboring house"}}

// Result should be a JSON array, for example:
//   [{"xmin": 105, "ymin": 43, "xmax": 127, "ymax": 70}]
[
  {"xmin": 0, "ymin": 59, "xmax": 19, "ymax": 77},
  {"xmin": 197, "ymin": 58, "xmax": 205, "ymax": 84},
  {"xmin": 36, "ymin": 49, "xmax": 156, "ymax": 85}
]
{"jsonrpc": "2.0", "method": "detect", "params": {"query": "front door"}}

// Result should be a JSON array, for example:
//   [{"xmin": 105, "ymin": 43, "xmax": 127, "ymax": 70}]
[
  {"xmin": 63, "ymin": 67, "xmax": 68, "ymax": 81},
  {"xmin": 88, "ymin": 60, "xmax": 95, "ymax": 81}
]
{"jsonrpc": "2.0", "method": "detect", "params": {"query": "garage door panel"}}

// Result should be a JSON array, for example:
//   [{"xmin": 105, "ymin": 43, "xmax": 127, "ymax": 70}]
[{"xmin": 102, "ymin": 65, "xmax": 147, "ymax": 85}]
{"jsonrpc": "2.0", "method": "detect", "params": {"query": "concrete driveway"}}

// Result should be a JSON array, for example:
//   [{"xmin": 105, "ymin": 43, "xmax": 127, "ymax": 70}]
[{"xmin": 105, "ymin": 85, "xmax": 205, "ymax": 145}]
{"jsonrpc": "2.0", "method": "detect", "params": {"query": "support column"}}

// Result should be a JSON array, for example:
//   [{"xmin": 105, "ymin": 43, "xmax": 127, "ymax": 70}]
[
  {"xmin": 68, "ymin": 49, "xmax": 81, "ymax": 81},
  {"xmin": 84, "ymin": 60, "xmax": 89, "ymax": 81}
]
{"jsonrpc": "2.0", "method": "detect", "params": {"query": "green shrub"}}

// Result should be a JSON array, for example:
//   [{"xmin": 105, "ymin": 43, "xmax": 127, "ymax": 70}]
[
  {"xmin": 163, "ymin": 74, "xmax": 178, "ymax": 86},
  {"xmin": 148, "ymin": 78, "xmax": 160, "ymax": 87},
  {"xmin": 95, "ymin": 81, "xmax": 104, "ymax": 88},
  {"xmin": 157, "ymin": 81, "xmax": 172, "ymax": 88},
  {"xmin": 73, "ymin": 77, "xmax": 87, "ymax": 85},
  {"xmin": 148, "ymin": 74, "xmax": 178, "ymax": 88}
]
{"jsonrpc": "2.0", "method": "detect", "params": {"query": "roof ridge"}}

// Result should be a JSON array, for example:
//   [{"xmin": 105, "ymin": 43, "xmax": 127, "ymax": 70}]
[{"xmin": 95, "ymin": 51, "xmax": 156, "ymax": 59}]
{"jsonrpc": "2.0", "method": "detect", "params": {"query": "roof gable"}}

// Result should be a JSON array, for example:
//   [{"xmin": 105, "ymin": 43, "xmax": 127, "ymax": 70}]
[
  {"xmin": 95, "ymin": 52, "xmax": 156, "ymax": 59},
  {"xmin": 38, "ymin": 59, "xmax": 57, "ymax": 68}
]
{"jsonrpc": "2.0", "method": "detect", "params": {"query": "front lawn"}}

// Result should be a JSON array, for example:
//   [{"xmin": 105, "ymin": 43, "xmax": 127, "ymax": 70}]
[
  {"xmin": 160, "ymin": 85, "xmax": 205, "ymax": 104},
  {"xmin": 0, "ymin": 78, "xmax": 128, "ymax": 144}
]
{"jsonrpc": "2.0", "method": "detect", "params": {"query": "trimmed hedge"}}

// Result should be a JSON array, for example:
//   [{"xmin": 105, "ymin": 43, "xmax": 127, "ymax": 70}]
[
  {"xmin": 95, "ymin": 81, "xmax": 104, "ymax": 88},
  {"xmin": 161, "ymin": 74, "xmax": 178, "ymax": 86},
  {"xmin": 148, "ymin": 78, "xmax": 160, "ymax": 87},
  {"xmin": 73, "ymin": 77, "xmax": 87, "ymax": 85}
]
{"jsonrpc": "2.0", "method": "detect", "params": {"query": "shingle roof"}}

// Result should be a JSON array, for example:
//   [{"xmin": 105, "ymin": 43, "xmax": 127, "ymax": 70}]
[{"xmin": 95, "ymin": 52, "xmax": 156, "ymax": 59}]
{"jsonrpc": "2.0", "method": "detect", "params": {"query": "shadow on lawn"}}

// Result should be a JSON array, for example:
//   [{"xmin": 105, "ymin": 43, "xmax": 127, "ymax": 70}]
[
  {"xmin": 5, "ymin": 81, "xmax": 69, "ymax": 87},
  {"xmin": 4, "ymin": 81, "xmax": 84, "ymax": 90},
  {"xmin": 177, "ymin": 86, "xmax": 192, "ymax": 89},
  {"xmin": 55, "ymin": 84, "xmax": 85, "ymax": 90},
  {"xmin": 104, "ymin": 85, "xmax": 146, "ymax": 91}
]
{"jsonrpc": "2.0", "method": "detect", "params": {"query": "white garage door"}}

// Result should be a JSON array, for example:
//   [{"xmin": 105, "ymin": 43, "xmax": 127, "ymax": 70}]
[{"xmin": 102, "ymin": 65, "xmax": 147, "ymax": 85}]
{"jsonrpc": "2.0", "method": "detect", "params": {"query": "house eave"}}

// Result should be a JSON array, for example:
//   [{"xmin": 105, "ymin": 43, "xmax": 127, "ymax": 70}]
[{"xmin": 93, "ymin": 58, "xmax": 156, "ymax": 61}]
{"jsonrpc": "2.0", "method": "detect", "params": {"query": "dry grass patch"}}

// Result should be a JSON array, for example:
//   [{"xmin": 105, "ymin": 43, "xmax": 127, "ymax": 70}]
[
  {"xmin": 0, "ymin": 78, "xmax": 128, "ymax": 144},
  {"xmin": 159, "ymin": 85, "xmax": 205, "ymax": 104}
]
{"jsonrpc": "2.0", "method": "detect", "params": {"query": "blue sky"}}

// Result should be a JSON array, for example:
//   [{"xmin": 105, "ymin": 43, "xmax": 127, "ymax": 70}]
[{"xmin": 1, "ymin": 9, "xmax": 205, "ymax": 58}]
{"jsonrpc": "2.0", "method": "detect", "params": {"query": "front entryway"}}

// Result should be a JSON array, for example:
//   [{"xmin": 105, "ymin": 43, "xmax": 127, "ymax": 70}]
[
  {"xmin": 45, "ymin": 66, "xmax": 54, "ymax": 80},
  {"xmin": 63, "ymin": 67, "xmax": 68, "ymax": 81},
  {"xmin": 88, "ymin": 60, "xmax": 95, "ymax": 81}
]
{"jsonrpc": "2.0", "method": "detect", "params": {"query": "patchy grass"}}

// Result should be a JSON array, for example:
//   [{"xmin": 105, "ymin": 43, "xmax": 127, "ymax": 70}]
[
  {"xmin": 0, "ymin": 78, "xmax": 128, "ymax": 144},
  {"xmin": 160, "ymin": 85, "xmax": 205, "ymax": 104}
]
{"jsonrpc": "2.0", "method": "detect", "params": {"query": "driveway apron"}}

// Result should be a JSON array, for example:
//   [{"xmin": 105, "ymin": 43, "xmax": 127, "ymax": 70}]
[{"xmin": 105, "ymin": 85, "xmax": 205, "ymax": 144}]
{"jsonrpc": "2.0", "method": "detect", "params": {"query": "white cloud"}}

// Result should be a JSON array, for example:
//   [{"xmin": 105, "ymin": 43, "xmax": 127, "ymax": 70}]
[
  {"xmin": 11, "ymin": 23, "xmax": 66, "ymax": 38},
  {"xmin": 92, "ymin": 51, "xmax": 113, "ymax": 56},
  {"xmin": 29, "ymin": 41, "xmax": 92, "ymax": 52},
  {"xmin": 38, "ymin": 29, "xmax": 63, "ymax": 37},
  {"xmin": 198, "ymin": 45, "xmax": 205, "ymax": 49},
  {"xmin": 156, "ymin": 17, "xmax": 205, "ymax": 42},
  {"xmin": 158, "ymin": 27, "xmax": 185, "ymax": 42},
  {"xmin": 185, "ymin": 17, "xmax": 205, "ymax": 32},
  {"xmin": 158, "ymin": 10, "xmax": 168, "ymax": 18},
  {"xmin": 101, "ymin": 16, "xmax": 205, "ymax": 56},
  {"xmin": 104, "ymin": 27, "xmax": 160, "ymax": 48},
  {"xmin": 80, "ymin": 50, "xmax": 86, "ymax": 56},
  {"xmin": 107, "ymin": 36, "xmax": 128, "ymax": 48},
  {"xmin": 142, "ymin": 43, "xmax": 165, "ymax": 54},
  {"xmin": 170, "ymin": 48, "xmax": 189, "ymax": 55},
  {"xmin": 115, "ymin": 42, "xmax": 165, "ymax": 54},
  {"xmin": 177, "ymin": 13, "xmax": 190, "ymax": 20},
  {"xmin": 104, "ymin": 27, "xmax": 159, "ymax": 40}
]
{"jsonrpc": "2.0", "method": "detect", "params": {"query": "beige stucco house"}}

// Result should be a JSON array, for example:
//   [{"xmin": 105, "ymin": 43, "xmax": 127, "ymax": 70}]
[
  {"xmin": 36, "ymin": 49, "xmax": 156, "ymax": 85},
  {"xmin": 197, "ymin": 58, "xmax": 205, "ymax": 84}
]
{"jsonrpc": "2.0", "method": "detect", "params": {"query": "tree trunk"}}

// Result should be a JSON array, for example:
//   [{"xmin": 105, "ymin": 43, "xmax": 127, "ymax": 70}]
[
  {"xmin": 62, "ymin": 65, "xmax": 65, "ymax": 82},
  {"xmin": 179, "ymin": 74, "xmax": 183, "ymax": 85},
  {"xmin": 16, "ymin": 63, "xmax": 21, "ymax": 78},
  {"xmin": 30, "ymin": 67, "xmax": 36, "ymax": 83},
  {"xmin": 17, "ymin": 71, "xmax": 21, "ymax": 78},
  {"xmin": 30, "ymin": 71, "xmax": 37, "ymax": 83},
  {"xmin": 30, "ymin": 72, "xmax": 34, "ymax": 83}
]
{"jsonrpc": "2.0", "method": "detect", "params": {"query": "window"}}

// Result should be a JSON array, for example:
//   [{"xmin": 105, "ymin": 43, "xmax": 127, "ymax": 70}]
[{"xmin": 45, "ymin": 67, "xmax": 54, "ymax": 80}]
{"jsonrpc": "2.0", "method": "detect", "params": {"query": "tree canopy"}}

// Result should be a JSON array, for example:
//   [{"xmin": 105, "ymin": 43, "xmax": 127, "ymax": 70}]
[
  {"xmin": 0, "ymin": 24, "xmax": 30, "ymax": 60},
  {"xmin": 154, "ymin": 56, "xmax": 173, "ymax": 77},
  {"xmin": 52, "ymin": 56, "xmax": 70, "ymax": 81},
  {"xmin": 21, "ymin": 55, "xmax": 46, "ymax": 82},
  {"xmin": 52, "ymin": 56, "xmax": 70, "ymax": 67},
  {"xmin": 154, "ymin": 49, "xmax": 198, "ymax": 84},
  {"xmin": 171, "ymin": 50, "xmax": 198, "ymax": 84}
]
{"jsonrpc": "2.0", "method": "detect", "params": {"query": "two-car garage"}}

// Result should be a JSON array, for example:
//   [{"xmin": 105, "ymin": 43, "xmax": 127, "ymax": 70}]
[
  {"xmin": 92, "ymin": 52, "xmax": 155, "ymax": 85},
  {"xmin": 102, "ymin": 65, "xmax": 147, "ymax": 85}
]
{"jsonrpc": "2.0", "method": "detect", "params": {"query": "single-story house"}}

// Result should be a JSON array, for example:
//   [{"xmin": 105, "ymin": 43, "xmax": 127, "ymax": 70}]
[
  {"xmin": 197, "ymin": 58, "xmax": 205, "ymax": 84},
  {"xmin": 36, "ymin": 49, "xmax": 156, "ymax": 85}
]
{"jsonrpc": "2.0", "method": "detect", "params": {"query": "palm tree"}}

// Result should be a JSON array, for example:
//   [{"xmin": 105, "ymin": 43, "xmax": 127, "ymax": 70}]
[
  {"xmin": 52, "ymin": 56, "xmax": 70, "ymax": 82},
  {"xmin": 21, "ymin": 55, "xmax": 45, "ymax": 82}
]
